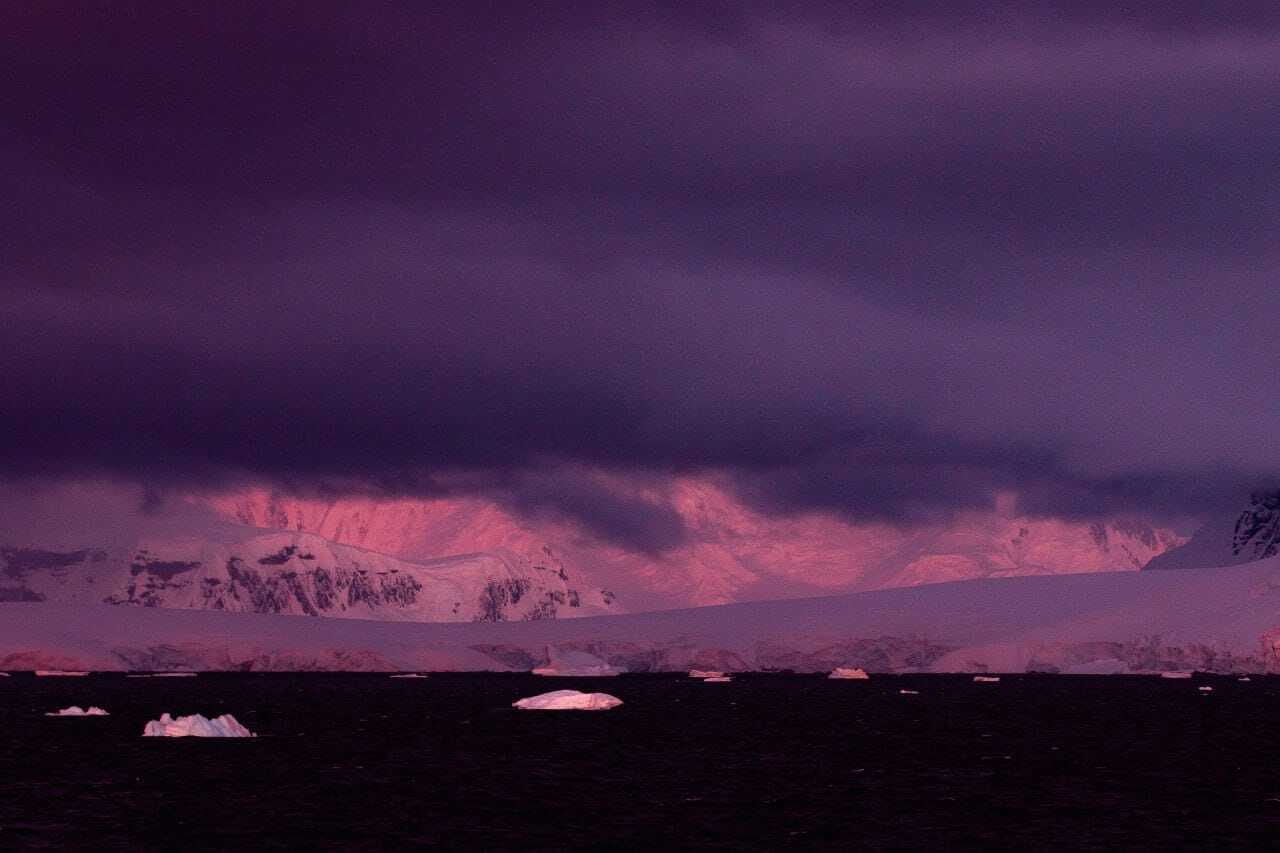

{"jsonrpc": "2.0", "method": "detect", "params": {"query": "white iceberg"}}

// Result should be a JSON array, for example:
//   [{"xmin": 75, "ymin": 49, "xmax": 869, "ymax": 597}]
[
  {"xmin": 0, "ymin": 672, "xmax": 9, "ymax": 676},
  {"xmin": 532, "ymin": 647, "xmax": 622, "ymax": 677},
  {"xmin": 973, "ymin": 675, "xmax": 1001, "ymax": 683},
  {"xmin": 389, "ymin": 673, "xmax": 429, "ymax": 679},
  {"xmin": 1198, "ymin": 686, "xmax": 1214, "ymax": 692},
  {"xmin": 1160, "ymin": 671, "xmax": 1194, "ymax": 679},
  {"xmin": 702, "ymin": 676, "xmax": 732, "ymax": 682},
  {"xmin": 689, "ymin": 670, "xmax": 725, "ymax": 679},
  {"xmin": 899, "ymin": 689, "xmax": 920, "ymax": 695},
  {"xmin": 1239, "ymin": 677, "xmax": 1253, "ymax": 682},
  {"xmin": 45, "ymin": 706, "xmax": 109, "ymax": 716},
  {"xmin": 828, "ymin": 667, "xmax": 870, "ymax": 680},
  {"xmin": 142, "ymin": 712, "xmax": 256, "ymax": 737},
  {"xmin": 512, "ymin": 689, "xmax": 623, "ymax": 711},
  {"xmin": 35, "ymin": 670, "xmax": 89, "ymax": 677}
]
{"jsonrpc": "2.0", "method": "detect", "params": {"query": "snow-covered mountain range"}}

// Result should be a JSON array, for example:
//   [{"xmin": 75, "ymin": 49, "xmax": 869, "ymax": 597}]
[
  {"xmin": 0, "ymin": 527, "xmax": 618, "ymax": 622},
  {"xmin": 7, "ymin": 556, "xmax": 1280, "ymax": 673},
  {"xmin": 205, "ymin": 482, "xmax": 1185, "ymax": 609}
]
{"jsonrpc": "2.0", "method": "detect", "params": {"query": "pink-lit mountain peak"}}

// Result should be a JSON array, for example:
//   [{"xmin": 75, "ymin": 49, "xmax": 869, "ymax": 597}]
[{"xmin": 202, "ymin": 479, "xmax": 1184, "ymax": 610}]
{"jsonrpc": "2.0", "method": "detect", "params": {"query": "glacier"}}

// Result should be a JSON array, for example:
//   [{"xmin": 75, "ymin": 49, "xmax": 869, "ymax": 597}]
[{"xmin": 5, "ymin": 556, "xmax": 1280, "ymax": 673}]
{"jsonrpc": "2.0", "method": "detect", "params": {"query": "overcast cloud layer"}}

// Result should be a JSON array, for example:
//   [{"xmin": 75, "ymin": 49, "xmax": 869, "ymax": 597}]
[{"xmin": 3, "ymin": 2, "xmax": 1278, "ymax": 552}]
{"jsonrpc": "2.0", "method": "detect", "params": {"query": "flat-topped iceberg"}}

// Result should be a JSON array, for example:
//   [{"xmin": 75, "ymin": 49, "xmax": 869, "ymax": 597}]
[
  {"xmin": 702, "ymin": 676, "xmax": 732, "ymax": 682},
  {"xmin": 142, "ymin": 712, "xmax": 256, "ymax": 737},
  {"xmin": 152, "ymin": 672, "xmax": 197, "ymax": 678},
  {"xmin": 389, "ymin": 673, "xmax": 428, "ymax": 679},
  {"xmin": 512, "ymin": 689, "xmax": 623, "ymax": 711},
  {"xmin": 828, "ymin": 667, "xmax": 869, "ymax": 680},
  {"xmin": 46, "ymin": 706, "xmax": 109, "ymax": 716},
  {"xmin": 36, "ymin": 670, "xmax": 89, "ymax": 677},
  {"xmin": 973, "ymin": 675, "xmax": 1000, "ymax": 683},
  {"xmin": 1160, "ymin": 671, "xmax": 1193, "ymax": 679},
  {"xmin": 689, "ymin": 669, "xmax": 725, "ymax": 678}
]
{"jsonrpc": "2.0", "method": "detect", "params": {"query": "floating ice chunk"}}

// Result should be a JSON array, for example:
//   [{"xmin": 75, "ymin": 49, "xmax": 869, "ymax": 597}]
[
  {"xmin": 35, "ymin": 670, "xmax": 89, "ymax": 677},
  {"xmin": 512, "ymin": 689, "xmax": 623, "ymax": 711},
  {"xmin": 153, "ymin": 672, "xmax": 197, "ymax": 678},
  {"xmin": 973, "ymin": 675, "xmax": 1001, "ymax": 683},
  {"xmin": 899, "ymin": 689, "xmax": 920, "ymax": 695},
  {"xmin": 0, "ymin": 672, "xmax": 9, "ymax": 676},
  {"xmin": 702, "ymin": 676, "xmax": 732, "ymax": 682},
  {"xmin": 828, "ymin": 667, "xmax": 870, "ymax": 680},
  {"xmin": 689, "ymin": 670, "xmax": 725, "ymax": 679},
  {"xmin": 1239, "ymin": 677, "xmax": 1253, "ymax": 682},
  {"xmin": 1198, "ymin": 686, "xmax": 1214, "ymax": 692},
  {"xmin": 389, "ymin": 673, "xmax": 429, "ymax": 679},
  {"xmin": 45, "ymin": 706, "xmax": 109, "ymax": 716},
  {"xmin": 142, "ymin": 712, "xmax": 256, "ymax": 737},
  {"xmin": 1160, "ymin": 671, "xmax": 1193, "ymax": 679}
]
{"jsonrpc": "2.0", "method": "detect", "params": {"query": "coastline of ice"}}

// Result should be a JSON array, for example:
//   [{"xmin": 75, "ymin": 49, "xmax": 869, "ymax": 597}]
[
  {"xmin": 512, "ymin": 690, "xmax": 623, "ymax": 711},
  {"xmin": 35, "ymin": 670, "xmax": 90, "ymax": 677},
  {"xmin": 142, "ymin": 713, "xmax": 256, "ymax": 737}
]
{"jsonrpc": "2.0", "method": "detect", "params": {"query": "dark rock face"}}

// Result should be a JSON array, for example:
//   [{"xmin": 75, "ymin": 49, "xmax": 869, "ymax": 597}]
[
  {"xmin": 1, "ymin": 548, "xmax": 104, "ymax": 578},
  {"xmin": 0, "ymin": 586, "xmax": 45, "ymax": 602},
  {"xmin": 1233, "ymin": 490, "xmax": 1280, "ymax": 561},
  {"xmin": 476, "ymin": 578, "xmax": 533, "ymax": 623},
  {"xmin": 129, "ymin": 557, "xmax": 200, "ymax": 580}
]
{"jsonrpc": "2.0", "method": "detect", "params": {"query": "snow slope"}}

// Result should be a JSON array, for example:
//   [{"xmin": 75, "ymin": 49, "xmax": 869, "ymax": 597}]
[{"xmin": 5, "ymin": 558, "xmax": 1280, "ymax": 673}]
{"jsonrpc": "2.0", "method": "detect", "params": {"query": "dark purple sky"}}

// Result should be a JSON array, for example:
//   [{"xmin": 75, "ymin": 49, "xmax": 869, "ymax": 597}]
[{"xmin": 3, "ymin": 2, "xmax": 1277, "ymax": 552}]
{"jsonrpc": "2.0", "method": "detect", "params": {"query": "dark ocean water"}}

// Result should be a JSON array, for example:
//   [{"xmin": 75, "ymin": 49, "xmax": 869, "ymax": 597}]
[{"xmin": 2, "ymin": 673, "xmax": 1280, "ymax": 850}]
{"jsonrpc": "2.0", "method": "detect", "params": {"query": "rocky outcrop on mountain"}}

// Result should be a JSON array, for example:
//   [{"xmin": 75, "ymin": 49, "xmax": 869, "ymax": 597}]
[{"xmin": 1144, "ymin": 490, "xmax": 1280, "ymax": 572}]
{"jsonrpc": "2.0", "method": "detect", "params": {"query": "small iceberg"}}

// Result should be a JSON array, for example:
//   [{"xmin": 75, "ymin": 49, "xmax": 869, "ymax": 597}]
[
  {"xmin": 389, "ymin": 673, "xmax": 429, "ymax": 679},
  {"xmin": 702, "ymin": 676, "xmax": 732, "ymax": 683},
  {"xmin": 1160, "ymin": 671, "xmax": 1193, "ymax": 679},
  {"xmin": 1239, "ymin": 677, "xmax": 1253, "ymax": 682},
  {"xmin": 512, "ymin": 690, "xmax": 623, "ymax": 711},
  {"xmin": 1198, "ymin": 686, "xmax": 1214, "ymax": 692},
  {"xmin": 899, "ymin": 689, "xmax": 920, "ymax": 695},
  {"xmin": 689, "ymin": 670, "xmax": 726, "ymax": 679},
  {"xmin": 153, "ymin": 672, "xmax": 197, "ymax": 678},
  {"xmin": 973, "ymin": 675, "xmax": 1001, "ymax": 683},
  {"xmin": 35, "ymin": 670, "xmax": 89, "ymax": 677},
  {"xmin": 142, "ymin": 713, "xmax": 256, "ymax": 738},
  {"xmin": 45, "ymin": 706, "xmax": 109, "ymax": 716},
  {"xmin": 828, "ymin": 667, "xmax": 870, "ymax": 680},
  {"xmin": 0, "ymin": 672, "xmax": 9, "ymax": 677}
]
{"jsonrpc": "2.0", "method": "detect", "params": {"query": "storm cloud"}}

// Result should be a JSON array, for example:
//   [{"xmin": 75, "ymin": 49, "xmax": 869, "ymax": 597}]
[{"xmin": 3, "ymin": 2, "xmax": 1278, "ymax": 550}]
